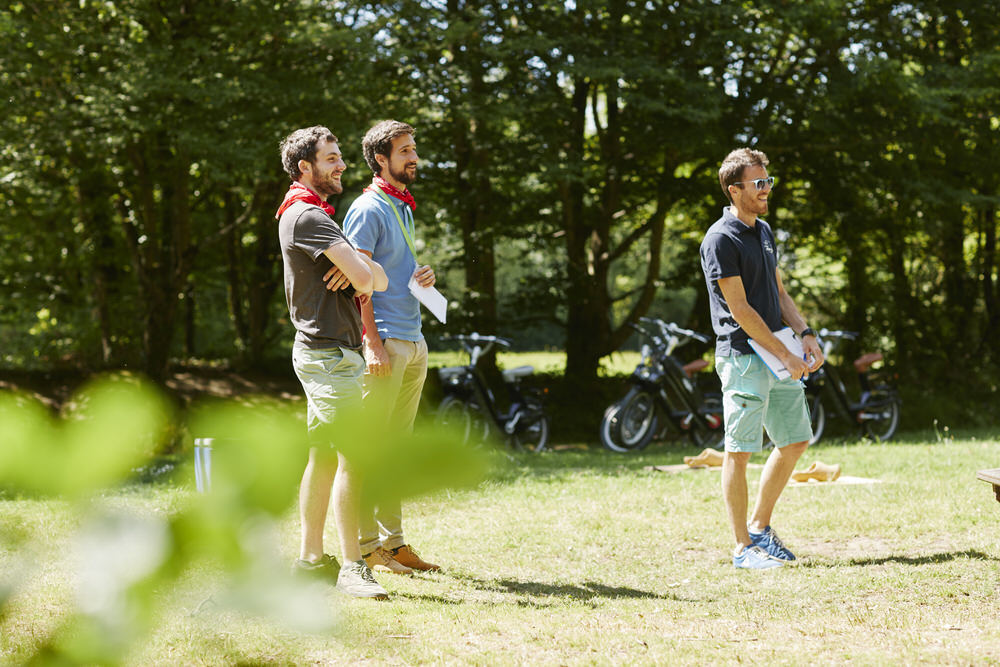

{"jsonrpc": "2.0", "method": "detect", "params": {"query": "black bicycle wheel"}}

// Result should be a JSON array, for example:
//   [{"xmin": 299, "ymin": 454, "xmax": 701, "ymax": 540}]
[
  {"xmin": 808, "ymin": 395, "xmax": 826, "ymax": 445},
  {"xmin": 512, "ymin": 412, "xmax": 550, "ymax": 453},
  {"xmin": 600, "ymin": 388, "xmax": 658, "ymax": 452},
  {"xmin": 466, "ymin": 399, "xmax": 493, "ymax": 444},
  {"xmin": 861, "ymin": 387, "xmax": 900, "ymax": 441},
  {"xmin": 436, "ymin": 396, "xmax": 473, "ymax": 444}
]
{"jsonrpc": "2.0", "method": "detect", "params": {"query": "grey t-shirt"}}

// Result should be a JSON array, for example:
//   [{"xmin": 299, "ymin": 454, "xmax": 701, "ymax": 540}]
[{"xmin": 278, "ymin": 201, "xmax": 363, "ymax": 350}]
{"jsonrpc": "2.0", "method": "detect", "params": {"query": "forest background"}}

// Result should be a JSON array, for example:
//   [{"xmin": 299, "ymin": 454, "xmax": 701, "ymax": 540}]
[{"xmin": 2, "ymin": 0, "xmax": 998, "ymax": 434}]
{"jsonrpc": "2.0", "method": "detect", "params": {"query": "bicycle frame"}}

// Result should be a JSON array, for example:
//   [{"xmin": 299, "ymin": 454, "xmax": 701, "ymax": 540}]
[
  {"xmin": 438, "ymin": 334, "xmax": 547, "ymax": 440},
  {"xmin": 805, "ymin": 329, "xmax": 900, "ymax": 439},
  {"xmin": 629, "ymin": 319, "xmax": 719, "ymax": 435}
]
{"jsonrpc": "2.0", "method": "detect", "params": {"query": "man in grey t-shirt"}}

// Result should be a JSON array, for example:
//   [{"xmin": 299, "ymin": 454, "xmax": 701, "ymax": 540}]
[{"xmin": 277, "ymin": 125, "xmax": 389, "ymax": 599}]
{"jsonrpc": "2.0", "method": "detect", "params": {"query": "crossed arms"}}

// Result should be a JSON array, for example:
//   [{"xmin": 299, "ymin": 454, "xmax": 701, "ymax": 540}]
[{"xmin": 321, "ymin": 242, "xmax": 387, "ymax": 301}]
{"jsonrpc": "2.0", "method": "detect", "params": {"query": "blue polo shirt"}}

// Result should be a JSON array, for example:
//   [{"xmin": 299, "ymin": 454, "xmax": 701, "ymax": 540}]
[
  {"xmin": 344, "ymin": 190, "xmax": 422, "ymax": 342},
  {"xmin": 700, "ymin": 207, "xmax": 782, "ymax": 356}
]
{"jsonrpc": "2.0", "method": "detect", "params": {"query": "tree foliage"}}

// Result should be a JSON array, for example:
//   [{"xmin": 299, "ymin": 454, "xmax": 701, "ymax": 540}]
[{"xmin": 2, "ymin": 0, "xmax": 999, "ymax": 416}]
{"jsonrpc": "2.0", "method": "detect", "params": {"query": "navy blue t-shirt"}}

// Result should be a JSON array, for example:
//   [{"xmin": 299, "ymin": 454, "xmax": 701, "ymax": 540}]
[{"xmin": 700, "ymin": 207, "xmax": 782, "ymax": 356}]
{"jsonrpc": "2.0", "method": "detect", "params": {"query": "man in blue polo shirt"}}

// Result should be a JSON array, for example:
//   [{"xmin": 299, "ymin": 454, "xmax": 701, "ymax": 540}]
[
  {"xmin": 341, "ymin": 120, "xmax": 440, "ymax": 574},
  {"xmin": 700, "ymin": 148, "xmax": 825, "ymax": 570}
]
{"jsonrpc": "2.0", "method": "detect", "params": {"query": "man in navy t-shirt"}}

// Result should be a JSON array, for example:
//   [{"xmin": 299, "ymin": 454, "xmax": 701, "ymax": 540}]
[{"xmin": 700, "ymin": 148, "xmax": 825, "ymax": 570}]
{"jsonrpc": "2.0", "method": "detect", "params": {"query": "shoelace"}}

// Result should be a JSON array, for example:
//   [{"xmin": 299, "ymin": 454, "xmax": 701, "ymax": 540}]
[
  {"xmin": 359, "ymin": 564, "xmax": 378, "ymax": 584},
  {"xmin": 370, "ymin": 549, "xmax": 392, "ymax": 566},
  {"xmin": 766, "ymin": 529, "xmax": 788, "ymax": 552}
]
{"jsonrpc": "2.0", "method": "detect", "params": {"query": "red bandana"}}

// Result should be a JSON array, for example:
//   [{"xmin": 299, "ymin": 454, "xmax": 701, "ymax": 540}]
[
  {"xmin": 365, "ymin": 175, "xmax": 416, "ymax": 212},
  {"xmin": 275, "ymin": 181, "xmax": 336, "ymax": 220}
]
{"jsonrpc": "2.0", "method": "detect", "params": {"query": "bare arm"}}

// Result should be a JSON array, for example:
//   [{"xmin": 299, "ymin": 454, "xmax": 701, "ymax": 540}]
[
  {"xmin": 716, "ymin": 275, "xmax": 810, "ymax": 379},
  {"xmin": 322, "ymin": 249, "xmax": 387, "ymax": 294},
  {"xmin": 322, "ymin": 242, "xmax": 373, "ymax": 296},
  {"xmin": 775, "ymin": 270, "xmax": 824, "ymax": 371},
  {"xmin": 358, "ymin": 290, "xmax": 391, "ymax": 377},
  {"xmin": 350, "ymin": 249, "xmax": 390, "ymax": 377},
  {"xmin": 359, "ymin": 252, "xmax": 388, "ymax": 292}
]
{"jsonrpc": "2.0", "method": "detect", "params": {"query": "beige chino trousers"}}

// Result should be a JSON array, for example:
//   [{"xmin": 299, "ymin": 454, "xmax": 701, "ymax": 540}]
[{"xmin": 358, "ymin": 337, "xmax": 428, "ymax": 554}]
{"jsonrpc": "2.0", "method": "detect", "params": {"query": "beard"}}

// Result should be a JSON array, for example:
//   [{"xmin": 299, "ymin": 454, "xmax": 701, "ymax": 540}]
[
  {"xmin": 389, "ymin": 161, "xmax": 417, "ymax": 186},
  {"xmin": 312, "ymin": 168, "xmax": 343, "ymax": 198}
]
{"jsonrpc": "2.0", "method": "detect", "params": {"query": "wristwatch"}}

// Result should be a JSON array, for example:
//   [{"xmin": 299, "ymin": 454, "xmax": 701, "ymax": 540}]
[{"xmin": 799, "ymin": 327, "xmax": 817, "ymax": 339}]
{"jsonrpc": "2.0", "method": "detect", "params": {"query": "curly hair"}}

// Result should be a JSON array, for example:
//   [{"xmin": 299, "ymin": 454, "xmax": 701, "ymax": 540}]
[
  {"xmin": 718, "ymin": 148, "xmax": 769, "ymax": 202},
  {"xmin": 279, "ymin": 126, "xmax": 338, "ymax": 180},
  {"xmin": 361, "ymin": 120, "xmax": 415, "ymax": 175}
]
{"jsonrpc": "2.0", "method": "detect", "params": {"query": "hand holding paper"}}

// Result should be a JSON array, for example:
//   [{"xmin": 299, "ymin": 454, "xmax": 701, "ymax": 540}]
[
  {"xmin": 408, "ymin": 275, "xmax": 448, "ymax": 323},
  {"xmin": 748, "ymin": 327, "xmax": 808, "ymax": 380}
]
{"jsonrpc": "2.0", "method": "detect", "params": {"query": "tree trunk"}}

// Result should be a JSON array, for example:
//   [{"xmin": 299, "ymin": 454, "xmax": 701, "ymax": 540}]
[
  {"xmin": 119, "ymin": 136, "xmax": 192, "ymax": 381},
  {"xmin": 69, "ymin": 148, "xmax": 117, "ymax": 366},
  {"xmin": 562, "ymin": 79, "xmax": 601, "ymax": 383},
  {"xmin": 448, "ymin": 0, "xmax": 498, "ymax": 340}
]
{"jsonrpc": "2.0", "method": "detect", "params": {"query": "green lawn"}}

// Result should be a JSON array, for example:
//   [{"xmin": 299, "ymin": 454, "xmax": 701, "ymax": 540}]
[
  {"xmin": 428, "ymin": 349, "xmax": 643, "ymax": 377},
  {"xmin": 2, "ymin": 431, "xmax": 999, "ymax": 665}
]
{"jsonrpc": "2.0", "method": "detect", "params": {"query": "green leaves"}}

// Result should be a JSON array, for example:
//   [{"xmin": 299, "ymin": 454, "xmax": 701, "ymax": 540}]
[
  {"xmin": 0, "ymin": 373, "xmax": 492, "ymax": 663},
  {"xmin": 0, "ymin": 374, "xmax": 171, "ymax": 497}
]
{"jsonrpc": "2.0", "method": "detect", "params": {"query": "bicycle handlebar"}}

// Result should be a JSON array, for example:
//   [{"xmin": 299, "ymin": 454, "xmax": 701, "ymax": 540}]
[
  {"xmin": 634, "ymin": 318, "xmax": 710, "ymax": 345},
  {"xmin": 442, "ymin": 333, "xmax": 512, "ymax": 365},
  {"xmin": 453, "ymin": 333, "xmax": 512, "ymax": 348}
]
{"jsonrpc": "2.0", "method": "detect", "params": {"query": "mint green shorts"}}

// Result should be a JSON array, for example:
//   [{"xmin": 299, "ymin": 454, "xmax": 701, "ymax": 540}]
[
  {"xmin": 715, "ymin": 355, "xmax": 813, "ymax": 453},
  {"xmin": 292, "ymin": 345, "xmax": 364, "ymax": 448}
]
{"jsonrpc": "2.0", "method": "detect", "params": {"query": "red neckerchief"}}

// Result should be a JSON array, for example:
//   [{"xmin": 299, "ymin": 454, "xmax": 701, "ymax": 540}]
[
  {"xmin": 274, "ymin": 184, "xmax": 363, "ymax": 327},
  {"xmin": 275, "ymin": 181, "xmax": 336, "ymax": 219},
  {"xmin": 365, "ymin": 175, "xmax": 416, "ymax": 212}
]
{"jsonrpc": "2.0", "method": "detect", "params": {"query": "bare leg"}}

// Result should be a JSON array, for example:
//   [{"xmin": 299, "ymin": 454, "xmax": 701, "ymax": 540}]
[
  {"xmin": 749, "ymin": 440, "xmax": 808, "ymax": 531},
  {"xmin": 299, "ymin": 447, "xmax": 338, "ymax": 562},
  {"xmin": 331, "ymin": 451, "xmax": 363, "ymax": 563},
  {"xmin": 722, "ymin": 451, "xmax": 752, "ymax": 549}
]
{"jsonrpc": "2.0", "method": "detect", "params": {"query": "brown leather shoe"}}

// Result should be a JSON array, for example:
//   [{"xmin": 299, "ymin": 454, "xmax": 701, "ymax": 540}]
[
  {"xmin": 364, "ymin": 546, "xmax": 413, "ymax": 575},
  {"xmin": 391, "ymin": 544, "xmax": 440, "ymax": 571}
]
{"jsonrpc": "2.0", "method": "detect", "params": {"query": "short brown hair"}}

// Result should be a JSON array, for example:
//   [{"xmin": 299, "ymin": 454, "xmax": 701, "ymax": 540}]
[
  {"xmin": 718, "ymin": 148, "xmax": 769, "ymax": 202},
  {"xmin": 279, "ymin": 126, "xmax": 338, "ymax": 180},
  {"xmin": 361, "ymin": 120, "xmax": 415, "ymax": 175}
]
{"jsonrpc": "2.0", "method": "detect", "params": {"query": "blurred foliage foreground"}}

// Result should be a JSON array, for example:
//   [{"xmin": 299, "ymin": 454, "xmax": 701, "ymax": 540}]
[{"xmin": 0, "ymin": 373, "xmax": 490, "ymax": 665}]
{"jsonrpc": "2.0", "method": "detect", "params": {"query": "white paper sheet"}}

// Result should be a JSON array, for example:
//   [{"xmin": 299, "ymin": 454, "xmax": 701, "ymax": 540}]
[
  {"xmin": 748, "ymin": 327, "xmax": 805, "ymax": 380},
  {"xmin": 408, "ymin": 276, "xmax": 448, "ymax": 323}
]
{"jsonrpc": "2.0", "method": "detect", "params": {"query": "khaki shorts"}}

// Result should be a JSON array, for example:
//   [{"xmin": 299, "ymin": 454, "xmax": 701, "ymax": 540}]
[
  {"xmin": 716, "ymin": 354, "xmax": 813, "ymax": 453},
  {"xmin": 292, "ymin": 345, "xmax": 364, "ymax": 448}
]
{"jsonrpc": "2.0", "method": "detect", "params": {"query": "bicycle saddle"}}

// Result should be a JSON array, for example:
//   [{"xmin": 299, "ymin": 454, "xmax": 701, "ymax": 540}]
[
  {"xmin": 502, "ymin": 366, "xmax": 535, "ymax": 382},
  {"xmin": 853, "ymin": 352, "xmax": 883, "ymax": 373},
  {"xmin": 438, "ymin": 366, "xmax": 466, "ymax": 380}
]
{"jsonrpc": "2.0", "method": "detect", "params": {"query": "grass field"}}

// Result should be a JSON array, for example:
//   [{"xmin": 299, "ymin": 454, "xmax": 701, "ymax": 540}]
[
  {"xmin": 2, "ymin": 431, "xmax": 999, "ymax": 665},
  {"xmin": 428, "ymin": 349, "xmax": 643, "ymax": 377}
]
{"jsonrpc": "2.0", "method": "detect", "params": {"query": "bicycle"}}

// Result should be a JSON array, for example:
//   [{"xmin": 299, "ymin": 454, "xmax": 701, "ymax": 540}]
[
  {"xmin": 435, "ymin": 333, "xmax": 551, "ymax": 453},
  {"xmin": 600, "ymin": 318, "xmax": 723, "ymax": 452},
  {"xmin": 804, "ymin": 329, "xmax": 901, "ymax": 443}
]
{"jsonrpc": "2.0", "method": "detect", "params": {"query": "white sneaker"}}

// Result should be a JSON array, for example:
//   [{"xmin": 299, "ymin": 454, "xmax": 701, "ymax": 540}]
[{"xmin": 337, "ymin": 560, "xmax": 389, "ymax": 599}]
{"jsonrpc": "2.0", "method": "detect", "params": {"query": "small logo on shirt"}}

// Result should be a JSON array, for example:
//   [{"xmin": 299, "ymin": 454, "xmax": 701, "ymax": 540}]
[{"xmin": 762, "ymin": 239, "xmax": 774, "ymax": 255}]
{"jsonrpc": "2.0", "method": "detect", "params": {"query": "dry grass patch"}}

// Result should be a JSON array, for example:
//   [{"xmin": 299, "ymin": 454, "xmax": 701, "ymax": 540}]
[{"xmin": 2, "ymin": 434, "xmax": 1000, "ymax": 664}]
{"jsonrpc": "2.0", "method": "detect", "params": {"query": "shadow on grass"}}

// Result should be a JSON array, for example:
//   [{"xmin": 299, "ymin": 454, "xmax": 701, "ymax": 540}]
[
  {"xmin": 408, "ymin": 573, "xmax": 683, "ymax": 604},
  {"xmin": 846, "ymin": 549, "xmax": 1000, "ymax": 566},
  {"xmin": 800, "ymin": 549, "xmax": 1000, "ymax": 568},
  {"xmin": 490, "ymin": 577, "xmax": 677, "ymax": 601}
]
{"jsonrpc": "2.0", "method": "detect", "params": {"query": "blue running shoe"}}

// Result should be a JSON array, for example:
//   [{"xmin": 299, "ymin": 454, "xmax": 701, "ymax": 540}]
[
  {"xmin": 748, "ymin": 525, "xmax": 796, "ymax": 561},
  {"xmin": 733, "ymin": 545, "xmax": 783, "ymax": 569}
]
